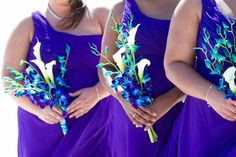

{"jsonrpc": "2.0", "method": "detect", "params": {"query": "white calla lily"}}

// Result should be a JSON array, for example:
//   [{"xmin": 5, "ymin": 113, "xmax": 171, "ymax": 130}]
[
  {"xmin": 45, "ymin": 61, "xmax": 56, "ymax": 84},
  {"xmin": 127, "ymin": 24, "xmax": 140, "ymax": 48},
  {"xmin": 137, "ymin": 59, "xmax": 151, "ymax": 83},
  {"xmin": 223, "ymin": 66, "xmax": 236, "ymax": 94},
  {"xmin": 113, "ymin": 47, "xmax": 126, "ymax": 72},
  {"xmin": 31, "ymin": 59, "xmax": 56, "ymax": 87},
  {"xmin": 33, "ymin": 40, "xmax": 42, "ymax": 61}
]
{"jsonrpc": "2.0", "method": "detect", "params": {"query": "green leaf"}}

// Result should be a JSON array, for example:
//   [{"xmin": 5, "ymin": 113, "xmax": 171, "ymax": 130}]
[
  {"xmin": 6, "ymin": 66, "xmax": 23, "ymax": 77},
  {"xmin": 222, "ymin": 22, "xmax": 229, "ymax": 30},
  {"xmin": 210, "ymin": 71, "xmax": 218, "ymax": 75},
  {"xmin": 204, "ymin": 59, "xmax": 211, "ymax": 69},
  {"xmin": 223, "ymin": 29, "xmax": 227, "ymax": 36},
  {"xmin": 20, "ymin": 59, "xmax": 25, "ymax": 66},
  {"xmin": 96, "ymin": 63, "xmax": 105, "ymax": 69},
  {"xmin": 58, "ymin": 56, "xmax": 66, "ymax": 64},
  {"xmin": 105, "ymin": 46, "xmax": 109, "ymax": 56},
  {"xmin": 65, "ymin": 44, "xmax": 71, "ymax": 54},
  {"xmin": 232, "ymin": 54, "xmax": 236, "ymax": 64},
  {"xmin": 115, "ymin": 42, "xmax": 123, "ymax": 49},
  {"xmin": 213, "ymin": 45, "xmax": 220, "ymax": 53},
  {"xmin": 216, "ymin": 54, "xmax": 226, "ymax": 61},
  {"xmin": 11, "ymin": 84, "xmax": 18, "ymax": 89},
  {"xmin": 130, "ymin": 45, "xmax": 139, "ymax": 52},
  {"xmin": 14, "ymin": 76, "xmax": 24, "ymax": 81},
  {"xmin": 215, "ymin": 38, "xmax": 222, "ymax": 45},
  {"xmin": 216, "ymin": 25, "xmax": 222, "ymax": 35},
  {"xmin": 91, "ymin": 50, "xmax": 100, "ymax": 56},
  {"xmin": 105, "ymin": 71, "xmax": 114, "ymax": 77},
  {"xmin": 223, "ymin": 49, "xmax": 229, "ymax": 58},
  {"xmin": 201, "ymin": 43, "xmax": 207, "ymax": 51},
  {"xmin": 226, "ymin": 40, "xmax": 233, "ymax": 48},
  {"xmin": 214, "ymin": 62, "xmax": 222, "ymax": 74},
  {"xmin": 203, "ymin": 36, "xmax": 208, "ymax": 43}
]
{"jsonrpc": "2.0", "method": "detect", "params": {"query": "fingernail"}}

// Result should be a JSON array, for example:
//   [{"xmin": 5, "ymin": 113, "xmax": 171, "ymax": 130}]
[
  {"xmin": 153, "ymin": 113, "xmax": 157, "ymax": 116},
  {"xmin": 135, "ymin": 125, "xmax": 138, "ymax": 128},
  {"xmin": 148, "ymin": 123, "xmax": 152, "ymax": 126},
  {"xmin": 152, "ymin": 118, "xmax": 156, "ymax": 122}
]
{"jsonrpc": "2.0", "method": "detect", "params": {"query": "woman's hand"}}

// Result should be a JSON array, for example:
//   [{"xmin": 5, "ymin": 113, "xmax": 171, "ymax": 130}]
[
  {"xmin": 67, "ymin": 86, "xmax": 100, "ymax": 119},
  {"xmin": 117, "ymin": 95, "xmax": 157, "ymax": 128},
  {"xmin": 36, "ymin": 106, "xmax": 65, "ymax": 124},
  {"xmin": 207, "ymin": 87, "xmax": 236, "ymax": 121}
]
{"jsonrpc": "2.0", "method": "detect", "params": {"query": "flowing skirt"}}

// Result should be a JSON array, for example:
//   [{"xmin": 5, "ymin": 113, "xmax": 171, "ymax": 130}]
[
  {"xmin": 18, "ymin": 96, "xmax": 114, "ymax": 157},
  {"xmin": 163, "ymin": 96, "xmax": 236, "ymax": 157}
]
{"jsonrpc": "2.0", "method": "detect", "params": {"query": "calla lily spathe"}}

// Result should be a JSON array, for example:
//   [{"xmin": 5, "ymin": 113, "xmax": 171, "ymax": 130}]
[
  {"xmin": 223, "ymin": 66, "xmax": 236, "ymax": 94},
  {"xmin": 31, "ymin": 59, "xmax": 56, "ymax": 88},
  {"xmin": 127, "ymin": 24, "xmax": 140, "ymax": 48},
  {"xmin": 137, "ymin": 59, "xmax": 151, "ymax": 83},
  {"xmin": 33, "ymin": 39, "xmax": 42, "ymax": 61},
  {"xmin": 113, "ymin": 47, "xmax": 126, "ymax": 72}
]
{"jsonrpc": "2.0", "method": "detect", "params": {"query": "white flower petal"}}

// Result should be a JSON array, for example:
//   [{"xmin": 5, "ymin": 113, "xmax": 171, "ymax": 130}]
[
  {"xmin": 137, "ymin": 59, "xmax": 151, "ymax": 82},
  {"xmin": 31, "ymin": 59, "xmax": 50, "ymax": 85},
  {"xmin": 127, "ymin": 24, "xmax": 140, "ymax": 48},
  {"xmin": 45, "ymin": 60, "xmax": 56, "ymax": 84},
  {"xmin": 223, "ymin": 66, "xmax": 236, "ymax": 83},
  {"xmin": 113, "ymin": 47, "xmax": 126, "ymax": 71},
  {"xmin": 33, "ymin": 40, "xmax": 42, "ymax": 61},
  {"xmin": 229, "ymin": 80, "xmax": 236, "ymax": 94}
]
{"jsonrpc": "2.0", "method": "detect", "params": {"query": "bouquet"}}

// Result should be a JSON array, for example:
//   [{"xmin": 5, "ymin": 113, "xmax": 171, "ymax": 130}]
[
  {"xmin": 196, "ymin": 19, "xmax": 236, "ymax": 98},
  {"xmin": 90, "ymin": 14, "xmax": 157, "ymax": 143},
  {"xmin": 3, "ymin": 39, "xmax": 70, "ymax": 135}
]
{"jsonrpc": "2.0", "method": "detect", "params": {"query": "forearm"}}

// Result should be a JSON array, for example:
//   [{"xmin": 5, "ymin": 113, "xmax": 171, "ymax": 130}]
[
  {"xmin": 7, "ymin": 94, "xmax": 40, "ymax": 116},
  {"xmin": 95, "ymin": 80, "xmax": 110, "ymax": 100},
  {"xmin": 98, "ymin": 68, "xmax": 118, "ymax": 97},
  {"xmin": 165, "ymin": 61, "xmax": 218, "ymax": 102},
  {"xmin": 2, "ymin": 74, "xmax": 40, "ymax": 116},
  {"xmin": 156, "ymin": 87, "xmax": 185, "ymax": 109}
]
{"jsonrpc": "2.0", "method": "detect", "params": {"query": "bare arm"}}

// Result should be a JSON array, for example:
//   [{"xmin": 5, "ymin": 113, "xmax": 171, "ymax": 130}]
[
  {"xmin": 1, "ymin": 17, "xmax": 64, "ymax": 123},
  {"xmin": 164, "ymin": 0, "xmax": 236, "ymax": 121},
  {"xmin": 98, "ymin": 2, "xmax": 124, "ymax": 99}
]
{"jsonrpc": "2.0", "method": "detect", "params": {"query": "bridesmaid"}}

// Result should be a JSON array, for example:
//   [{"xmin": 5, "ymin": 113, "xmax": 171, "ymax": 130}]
[
  {"xmin": 99, "ymin": 0, "xmax": 184, "ymax": 156},
  {"xmin": 1, "ymin": 0, "xmax": 112, "ymax": 157},
  {"xmin": 164, "ymin": 0, "xmax": 236, "ymax": 156}
]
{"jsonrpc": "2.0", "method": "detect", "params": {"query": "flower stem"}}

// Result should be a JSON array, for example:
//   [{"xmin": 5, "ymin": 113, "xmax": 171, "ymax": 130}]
[{"xmin": 147, "ymin": 127, "xmax": 158, "ymax": 143}]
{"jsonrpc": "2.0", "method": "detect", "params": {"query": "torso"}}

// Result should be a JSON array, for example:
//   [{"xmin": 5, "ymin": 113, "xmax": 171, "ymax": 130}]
[{"xmin": 135, "ymin": 0, "xmax": 179, "ymax": 20}]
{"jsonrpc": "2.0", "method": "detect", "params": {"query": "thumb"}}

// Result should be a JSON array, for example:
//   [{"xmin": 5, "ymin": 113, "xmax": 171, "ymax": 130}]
[{"xmin": 69, "ymin": 89, "xmax": 83, "ymax": 97}]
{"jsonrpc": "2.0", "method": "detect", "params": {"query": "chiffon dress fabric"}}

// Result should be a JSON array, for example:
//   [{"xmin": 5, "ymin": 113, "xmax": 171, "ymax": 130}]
[{"xmin": 18, "ymin": 11, "xmax": 113, "ymax": 157}]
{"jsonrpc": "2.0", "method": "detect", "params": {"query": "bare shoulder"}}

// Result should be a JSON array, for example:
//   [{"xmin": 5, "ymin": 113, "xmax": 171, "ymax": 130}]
[
  {"xmin": 111, "ymin": 2, "xmax": 124, "ymax": 21},
  {"xmin": 92, "ymin": 7, "xmax": 110, "ymax": 26},
  {"xmin": 175, "ymin": 0, "xmax": 202, "ymax": 20},
  {"xmin": 12, "ymin": 16, "xmax": 34, "ymax": 42}
]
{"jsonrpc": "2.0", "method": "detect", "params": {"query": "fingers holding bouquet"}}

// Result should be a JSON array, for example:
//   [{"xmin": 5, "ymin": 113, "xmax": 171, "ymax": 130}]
[
  {"xmin": 207, "ymin": 85, "xmax": 236, "ymax": 121},
  {"xmin": 67, "ymin": 86, "xmax": 100, "ymax": 119},
  {"xmin": 120, "ymin": 99, "xmax": 157, "ymax": 129},
  {"xmin": 36, "ymin": 106, "xmax": 65, "ymax": 124}
]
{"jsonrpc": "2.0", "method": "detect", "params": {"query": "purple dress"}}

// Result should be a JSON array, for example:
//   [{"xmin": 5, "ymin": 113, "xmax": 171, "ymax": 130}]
[
  {"xmin": 18, "ymin": 11, "xmax": 113, "ymax": 157},
  {"xmin": 164, "ymin": 0, "xmax": 236, "ymax": 156},
  {"xmin": 110, "ymin": 0, "xmax": 183, "ymax": 156}
]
